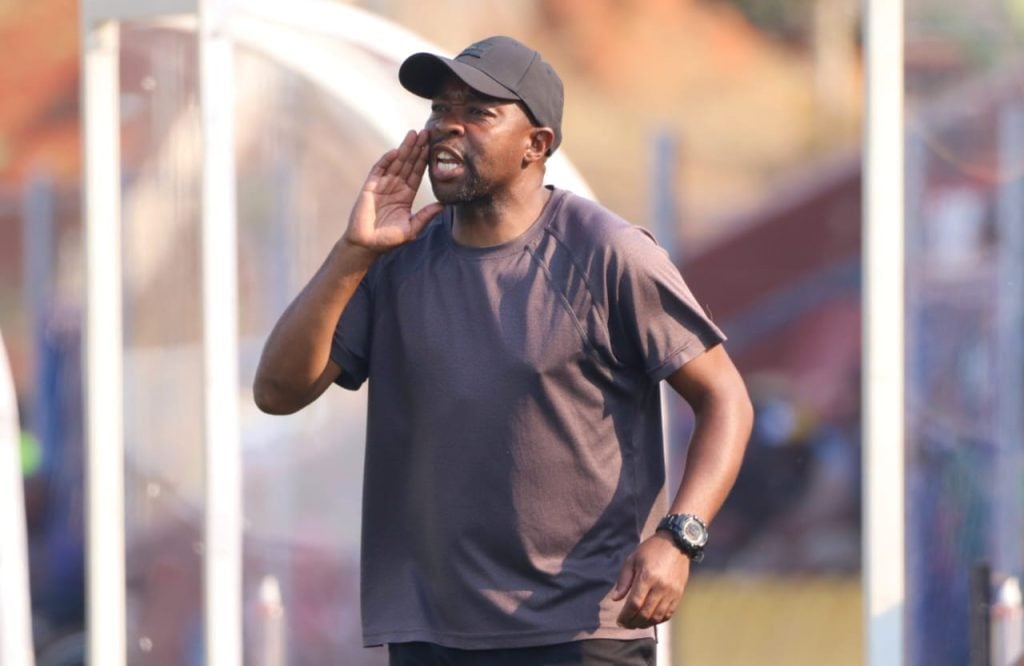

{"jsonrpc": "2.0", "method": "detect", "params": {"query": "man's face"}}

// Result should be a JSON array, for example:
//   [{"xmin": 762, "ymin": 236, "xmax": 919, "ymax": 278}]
[{"xmin": 425, "ymin": 77, "xmax": 536, "ymax": 205}]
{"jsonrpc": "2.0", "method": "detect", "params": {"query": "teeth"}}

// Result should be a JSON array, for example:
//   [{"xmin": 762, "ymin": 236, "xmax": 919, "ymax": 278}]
[{"xmin": 434, "ymin": 149, "xmax": 460, "ymax": 173}]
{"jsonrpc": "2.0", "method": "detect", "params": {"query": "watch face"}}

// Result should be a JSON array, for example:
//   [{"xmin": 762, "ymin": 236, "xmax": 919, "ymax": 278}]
[{"xmin": 682, "ymin": 517, "xmax": 708, "ymax": 547}]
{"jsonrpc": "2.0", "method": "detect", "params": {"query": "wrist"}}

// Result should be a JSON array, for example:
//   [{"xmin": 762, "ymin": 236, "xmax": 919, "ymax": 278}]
[
  {"xmin": 656, "ymin": 513, "xmax": 708, "ymax": 563},
  {"xmin": 651, "ymin": 530, "xmax": 681, "ymax": 550},
  {"xmin": 335, "ymin": 236, "xmax": 381, "ymax": 267}
]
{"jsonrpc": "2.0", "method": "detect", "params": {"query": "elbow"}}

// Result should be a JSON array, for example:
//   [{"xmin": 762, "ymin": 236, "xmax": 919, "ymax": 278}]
[
  {"xmin": 252, "ymin": 375, "xmax": 301, "ymax": 415},
  {"xmin": 736, "ymin": 388, "xmax": 755, "ymax": 441},
  {"xmin": 723, "ymin": 375, "xmax": 755, "ymax": 439},
  {"xmin": 697, "ymin": 376, "xmax": 755, "ymax": 441}
]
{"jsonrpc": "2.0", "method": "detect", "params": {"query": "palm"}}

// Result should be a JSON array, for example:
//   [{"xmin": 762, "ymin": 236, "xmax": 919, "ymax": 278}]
[{"xmin": 346, "ymin": 129, "xmax": 442, "ymax": 253}]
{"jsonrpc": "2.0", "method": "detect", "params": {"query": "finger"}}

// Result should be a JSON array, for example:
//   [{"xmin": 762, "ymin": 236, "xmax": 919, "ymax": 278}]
[
  {"xmin": 617, "ymin": 587, "xmax": 651, "ymax": 628},
  {"xmin": 616, "ymin": 576, "xmax": 652, "ymax": 628},
  {"xmin": 405, "ymin": 133, "xmax": 432, "ymax": 190},
  {"xmin": 611, "ymin": 555, "xmax": 635, "ymax": 601},
  {"xmin": 651, "ymin": 595, "xmax": 679, "ymax": 625},
  {"xmin": 410, "ymin": 129, "xmax": 429, "ymax": 164},
  {"xmin": 385, "ymin": 130, "xmax": 418, "ymax": 177},
  {"xmin": 634, "ymin": 587, "xmax": 665, "ymax": 627},
  {"xmin": 409, "ymin": 202, "xmax": 444, "ymax": 237},
  {"xmin": 397, "ymin": 131, "xmax": 426, "ymax": 182},
  {"xmin": 622, "ymin": 582, "xmax": 664, "ymax": 629},
  {"xmin": 368, "ymin": 148, "xmax": 399, "ymax": 178},
  {"xmin": 388, "ymin": 130, "xmax": 418, "ymax": 176},
  {"xmin": 398, "ymin": 136, "xmax": 428, "ymax": 188}
]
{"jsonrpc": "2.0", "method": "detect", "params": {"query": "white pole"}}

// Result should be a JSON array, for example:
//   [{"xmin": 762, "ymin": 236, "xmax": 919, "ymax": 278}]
[
  {"xmin": 653, "ymin": 126, "xmax": 679, "ymax": 666},
  {"xmin": 862, "ymin": 0, "xmax": 906, "ymax": 664},
  {"xmin": 991, "ymin": 577, "xmax": 1024, "ymax": 666},
  {"xmin": 0, "ymin": 331, "xmax": 35, "ymax": 666},
  {"xmin": 257, "ymin": 575, "xmax": 286, "ymax": 666},
  {"xmin": 199, "ymin": 1, "xmax": 243, "ymax": 664},
  {"xmin": 82, "ymin": 18, "xmax": 127, "ymax": 666},
  {"xmin": 659, "ymin": 385, "xmax": 673, "ymax": 666}
]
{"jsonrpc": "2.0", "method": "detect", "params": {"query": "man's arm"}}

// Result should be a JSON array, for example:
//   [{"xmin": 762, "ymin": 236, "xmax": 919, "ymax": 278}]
[
  {"xmin": 253, "ymin": 129, "xmax": 442, "ymax": 415},
  {"xmin": 613, "ymin": 343, "xmax": 753, "ymax": 628}
]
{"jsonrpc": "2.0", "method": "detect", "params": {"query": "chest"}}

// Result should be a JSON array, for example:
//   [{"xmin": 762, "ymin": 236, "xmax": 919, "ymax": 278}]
[{"xmin": 374, "ymin": 251, "xmax": 594, "ymax": 383}]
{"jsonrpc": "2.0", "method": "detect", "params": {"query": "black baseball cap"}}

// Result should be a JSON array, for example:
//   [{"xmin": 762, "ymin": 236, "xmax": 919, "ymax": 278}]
[{"xmin": 399, "ymin": 36, "xmax": 564, "ymax": 153}]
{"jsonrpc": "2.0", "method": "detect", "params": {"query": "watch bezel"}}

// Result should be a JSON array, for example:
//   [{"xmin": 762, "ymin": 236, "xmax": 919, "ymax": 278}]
[{"xmin": 657, "ymin": 513, "xmax": 708, "ymax": 562}]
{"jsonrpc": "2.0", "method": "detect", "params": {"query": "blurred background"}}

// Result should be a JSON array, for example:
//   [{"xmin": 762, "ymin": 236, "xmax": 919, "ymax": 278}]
[{"xmin": 1, "ymin": 0, "xmax": 1022, "ymax": 664}]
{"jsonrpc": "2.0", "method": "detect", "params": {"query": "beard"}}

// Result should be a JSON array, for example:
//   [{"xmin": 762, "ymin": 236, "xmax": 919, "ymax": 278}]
[{"xmin": 429, "ymin": 158, "xmax": 493, "ymax": 205}]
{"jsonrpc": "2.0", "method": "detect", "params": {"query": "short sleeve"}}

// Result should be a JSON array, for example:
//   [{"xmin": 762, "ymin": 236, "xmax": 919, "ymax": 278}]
[
  {"xmin": 607, "ymin": 227, "xmax": 726, "ymax": 381},
  {"xmin": 330, "ymin": 278, "xmax": 372, "ymax": 390}
]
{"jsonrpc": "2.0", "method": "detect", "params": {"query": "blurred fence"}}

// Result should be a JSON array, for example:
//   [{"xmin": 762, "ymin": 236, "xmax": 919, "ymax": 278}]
[{"xmin": 904, "ymin": 42, "xmax": 1024, "ymax": 666}]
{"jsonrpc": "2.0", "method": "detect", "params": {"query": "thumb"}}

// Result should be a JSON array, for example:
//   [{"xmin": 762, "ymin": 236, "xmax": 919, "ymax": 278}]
[
  {"xmin": 409, "ymin": 202, "xmax": 444, "ymax": 236},
  {"xmin": 611, "ymin": 553, "xmax": 636, "ymax": 601}
]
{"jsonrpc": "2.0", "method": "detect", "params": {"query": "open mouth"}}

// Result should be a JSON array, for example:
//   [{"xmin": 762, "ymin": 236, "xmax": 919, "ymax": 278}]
[{"xmin": 431, "ymin": 147, "xmax": 465, "ymax": 179}]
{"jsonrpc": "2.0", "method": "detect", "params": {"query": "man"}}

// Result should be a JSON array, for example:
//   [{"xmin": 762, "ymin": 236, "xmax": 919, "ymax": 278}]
[{"xmin": 254, "ymin": 35, "xmax": 752, "ymax": 665}]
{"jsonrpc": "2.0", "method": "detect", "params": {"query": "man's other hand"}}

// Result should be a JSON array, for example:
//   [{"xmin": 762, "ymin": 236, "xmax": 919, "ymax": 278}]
[{"xmin": 611, "ymin": 532, "xmax": 691, "ymax": 629}]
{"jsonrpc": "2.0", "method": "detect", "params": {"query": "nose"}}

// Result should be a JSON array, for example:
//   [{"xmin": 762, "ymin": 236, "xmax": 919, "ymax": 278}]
[{"xmin": 428, "ymin": 109, "xmax": 464, "ymax": 139}]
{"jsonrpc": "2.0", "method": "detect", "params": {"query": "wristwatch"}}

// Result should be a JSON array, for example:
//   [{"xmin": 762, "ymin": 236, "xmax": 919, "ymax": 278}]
[{"xmin": 657, "ymin": 513, "xmax": 708, "ymax": 563}]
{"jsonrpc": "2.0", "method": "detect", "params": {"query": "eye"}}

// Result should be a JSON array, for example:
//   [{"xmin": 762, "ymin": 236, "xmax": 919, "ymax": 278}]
[
  {"xmin": 468, "ymin": 106, "xmax": 490, "ymax": 117},
  {"xmin": 430, "ymin": 102, "xmax": 447, "ymax": 114}
]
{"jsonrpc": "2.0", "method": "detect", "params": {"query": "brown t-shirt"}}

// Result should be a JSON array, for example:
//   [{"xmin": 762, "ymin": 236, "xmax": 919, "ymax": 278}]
[{"xmin": 331, "ymin": 187, "xmax": 725, "ymax": 649}]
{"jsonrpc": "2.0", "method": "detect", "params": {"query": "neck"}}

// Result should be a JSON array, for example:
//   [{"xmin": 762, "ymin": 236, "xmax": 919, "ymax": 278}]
[{"xmin": 451, "ymin": 182, "xmax": 552, "ymax": 248}]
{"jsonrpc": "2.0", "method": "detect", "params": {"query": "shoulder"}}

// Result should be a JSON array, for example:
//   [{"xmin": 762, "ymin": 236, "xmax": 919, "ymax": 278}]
[
  {"xmin": 545, "ymin": 188, "xmax": 664, "ymax": 265},
  {"xmin": 547, "ymin": 189, "xmax": 631, "ymax": 240}
]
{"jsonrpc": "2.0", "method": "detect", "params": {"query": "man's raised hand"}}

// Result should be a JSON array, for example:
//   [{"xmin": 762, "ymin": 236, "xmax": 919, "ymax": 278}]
[{"xmin": 343, "ymin": 129, "xmax": 443, "ymax": 255}]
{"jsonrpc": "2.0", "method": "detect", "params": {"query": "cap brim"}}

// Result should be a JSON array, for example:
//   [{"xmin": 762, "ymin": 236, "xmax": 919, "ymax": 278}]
[{"xmin": 399, "ymin": 53, "xmax": 519, "ymax": 101}]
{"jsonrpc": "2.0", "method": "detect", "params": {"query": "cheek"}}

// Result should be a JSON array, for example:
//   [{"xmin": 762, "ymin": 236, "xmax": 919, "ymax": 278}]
[
  {"xmin": 492, "ymin": 133, "xmax": 529, "ymax": 166},
  {"xmin": 465, "ymin": 128, "xmax": 527, "ymax": 175}
]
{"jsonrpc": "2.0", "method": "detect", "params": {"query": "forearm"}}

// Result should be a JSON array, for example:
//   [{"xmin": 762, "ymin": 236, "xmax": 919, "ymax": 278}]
[
  {"xmin": 253, "ymin": 239, "xmax": 376, "ymax": 413},
  {"xmin": 668, "ymin": 389, "xmax": 753, "ymax": 523},
  {"xmin": 665, "ymin": 347, "xmax": 753, "ymax": 524}
]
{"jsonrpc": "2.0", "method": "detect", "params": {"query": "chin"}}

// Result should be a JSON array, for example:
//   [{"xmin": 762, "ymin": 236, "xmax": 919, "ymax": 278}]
[{"xmin": 430, "ymin": 179, "xmax": 489, "ymax": 206}]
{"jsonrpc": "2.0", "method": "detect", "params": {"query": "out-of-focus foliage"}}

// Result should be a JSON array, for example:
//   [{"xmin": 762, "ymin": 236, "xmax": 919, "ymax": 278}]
[{"xmin": 1010, "ymin": 0, "xmax": 1024, "ymax": 31}]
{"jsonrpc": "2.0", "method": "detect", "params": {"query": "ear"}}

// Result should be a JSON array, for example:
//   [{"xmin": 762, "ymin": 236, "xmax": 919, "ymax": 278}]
[{"xmin": 523, "ymin": 127, "xmax": 555, "ymax": 164}]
